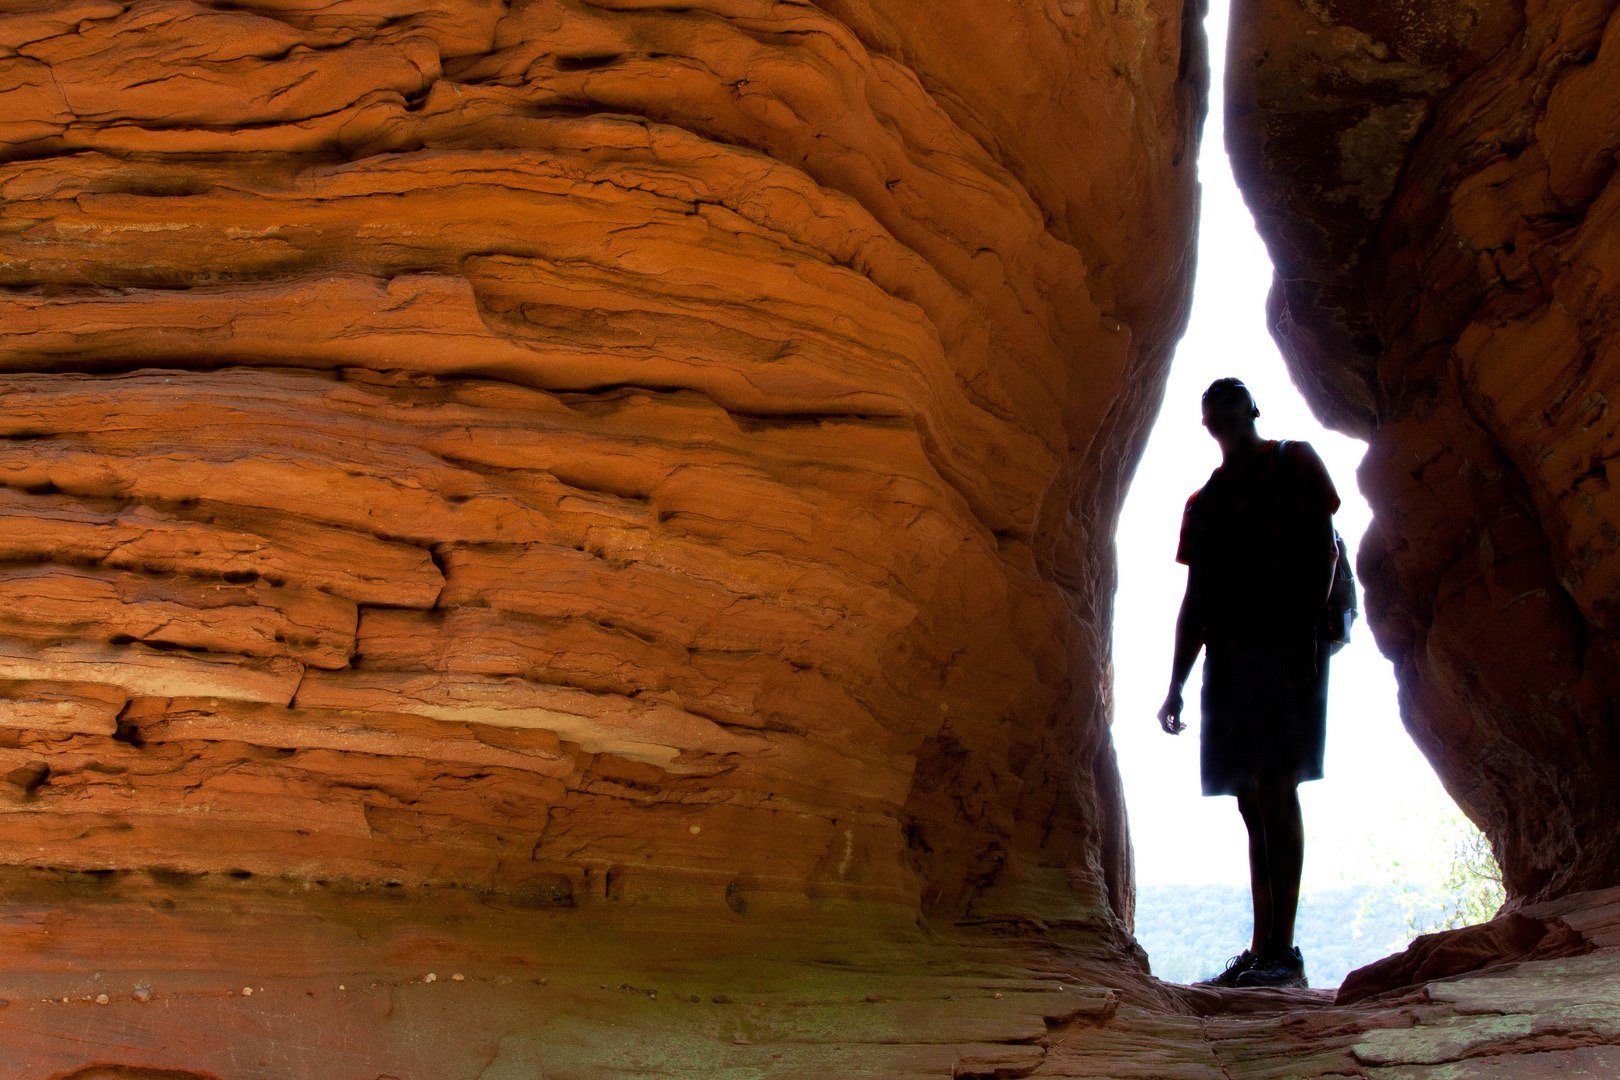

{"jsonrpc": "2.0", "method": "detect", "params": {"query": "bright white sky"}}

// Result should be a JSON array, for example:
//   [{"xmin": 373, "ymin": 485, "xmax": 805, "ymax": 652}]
[{"xmin": 1111, "ymin": 1, "xmax": 1458, "ymax": 890}]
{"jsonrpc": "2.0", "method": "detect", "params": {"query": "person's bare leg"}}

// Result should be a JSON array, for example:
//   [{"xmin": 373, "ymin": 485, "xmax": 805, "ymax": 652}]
[
  {"xmin": 1236, "ymin": 785, "xmax": 1271, "ymax": 954},
  {"xmin": 1257, "ymin": 774, "xmax": 1304, "ymax": 951}
]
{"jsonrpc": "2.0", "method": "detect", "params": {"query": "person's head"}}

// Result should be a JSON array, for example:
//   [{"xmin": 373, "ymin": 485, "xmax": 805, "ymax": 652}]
[{"xmin": 1201, "ymin": 378, "xmax": 1260, "ymax": 441}]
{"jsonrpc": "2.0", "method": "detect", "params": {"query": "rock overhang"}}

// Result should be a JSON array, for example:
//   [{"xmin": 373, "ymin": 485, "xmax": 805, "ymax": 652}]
[{"xmin": 0, "ymin": 0, "xmax": 1206, "ymax": 936}]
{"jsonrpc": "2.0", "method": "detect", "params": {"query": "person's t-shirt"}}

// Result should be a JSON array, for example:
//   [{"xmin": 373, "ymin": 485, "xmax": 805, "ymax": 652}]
[{"xmin": 1176, "ymin": 440, "xmax": 1340, "ymax": 648}]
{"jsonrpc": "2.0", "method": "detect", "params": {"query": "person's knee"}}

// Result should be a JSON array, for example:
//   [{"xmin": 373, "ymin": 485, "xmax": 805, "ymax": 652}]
[{"xmin": 1256, "ymin": 774, "xmax": 1300, "ymax": 810}]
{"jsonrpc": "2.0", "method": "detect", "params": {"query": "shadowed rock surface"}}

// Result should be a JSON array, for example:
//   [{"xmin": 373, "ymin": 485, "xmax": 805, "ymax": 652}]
[{"xmin": 1228, "ymin": 0, "xmax": 1620, "ymax": 904}]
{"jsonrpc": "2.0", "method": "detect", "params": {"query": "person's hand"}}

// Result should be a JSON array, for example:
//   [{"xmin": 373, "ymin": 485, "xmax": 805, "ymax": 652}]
[{"xmin": 1157, "ymin": 688, "xmax": 1186, "ymax": 735}]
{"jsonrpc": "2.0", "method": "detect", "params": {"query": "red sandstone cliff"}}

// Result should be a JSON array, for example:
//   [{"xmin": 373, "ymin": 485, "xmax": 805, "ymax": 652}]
[
  {"xmin": 1229, "ymin": 0, "xmax": 1620, "ymax": 902},
  {"xmin": 0, "ymin": 0, "xmax": 1206, "ymax": 936}
]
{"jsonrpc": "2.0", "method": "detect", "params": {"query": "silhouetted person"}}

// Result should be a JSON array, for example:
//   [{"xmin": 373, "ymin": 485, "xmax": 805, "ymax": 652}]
[{"xmin": 1157, "ymin": 378, "xmax": 1341, "ymax": 989}]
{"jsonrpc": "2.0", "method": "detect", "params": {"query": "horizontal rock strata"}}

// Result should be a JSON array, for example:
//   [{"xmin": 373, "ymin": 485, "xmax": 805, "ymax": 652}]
[
  {"xmin": 1228, "ymin": 0, "xmax": 1620, "ymax": 902},
  {"xmin": 0, "ymin": 0, "xmax": 1205, "ymax": 931}
]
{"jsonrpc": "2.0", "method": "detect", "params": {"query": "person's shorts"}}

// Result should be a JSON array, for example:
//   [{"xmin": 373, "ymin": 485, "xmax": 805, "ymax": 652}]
[{"xmin": 1199, "ymin": 639, "xmax": 1329, "ymax": 796}]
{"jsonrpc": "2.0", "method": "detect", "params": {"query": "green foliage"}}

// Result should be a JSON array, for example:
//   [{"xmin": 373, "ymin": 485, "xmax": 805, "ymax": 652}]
[
  {"xmin": 1135, "ymin": 882, "xmax": 1439, "ymax": 986},
  {"xmin": 1137, "ymin": 808, "xmax": 1507, "ymax": 988},
  {"xmin": 1435, "ymin": 811, "xmax": 1506, "ymax": 928},
  {"xmin": 1350, "ymin": 806, "xmax": 1506, "ymax": 939}
]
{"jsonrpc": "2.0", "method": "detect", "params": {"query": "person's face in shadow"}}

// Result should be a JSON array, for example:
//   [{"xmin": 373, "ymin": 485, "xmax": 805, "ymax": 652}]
[{"xmin": 1202, "ymin": 391, "xmax": 1261, "ymax": 452}]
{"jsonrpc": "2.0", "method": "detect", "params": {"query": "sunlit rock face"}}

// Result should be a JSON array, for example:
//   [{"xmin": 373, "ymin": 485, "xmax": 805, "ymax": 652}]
[
  {"xmin": 1228, "ymin": 0, "xmax": 1620, "ymax": 902},
  {"xmin": 0, "ymin": 0, "xmax": 1204, "ymax": 933}
]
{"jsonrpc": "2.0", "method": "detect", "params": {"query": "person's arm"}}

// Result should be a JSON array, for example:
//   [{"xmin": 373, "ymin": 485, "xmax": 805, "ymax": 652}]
[{"xmin": 1158, "ymin": 573, "xmax": 1203, "ymax": 735}]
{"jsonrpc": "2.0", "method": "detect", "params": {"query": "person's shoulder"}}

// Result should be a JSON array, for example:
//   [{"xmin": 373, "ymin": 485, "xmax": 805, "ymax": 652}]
[
  {"xmin": 1182, "ymin": 473, "xmax": 1218, "ymax": 515},
  {"xmin": 1277, "ymin": 438, "xmax": 1326, "ymax": 463},
  {"xmin": 1277, "ymin": 439, "xmax": 1340, "ymax": 509},
  {"xmin": 1274, "ymin": 439, "xmax": 1332, "ymax": 476},
  {"xmin": 1176, "ymin": 488, "xmax": 1203, "ymax": 565}
]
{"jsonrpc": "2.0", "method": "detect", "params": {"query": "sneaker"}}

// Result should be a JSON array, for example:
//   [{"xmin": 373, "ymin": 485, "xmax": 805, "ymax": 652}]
[
  {"xmin": 1236, "ymin": 945, "xmax": 1308, "ymax": 989},
  {"xmin": 1193, "ymin": 948, "xmax": 1257, "ymax": 987}
]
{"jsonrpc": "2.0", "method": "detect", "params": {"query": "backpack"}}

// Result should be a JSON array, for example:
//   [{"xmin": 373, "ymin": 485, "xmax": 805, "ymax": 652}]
[
  {"xmin": 1325, "ymin": 529, "xmax": 1357, "ymax": 653},
  {"xmin": 1270, "ymin": 440, "xmax": 1357, "ymax": 652}
]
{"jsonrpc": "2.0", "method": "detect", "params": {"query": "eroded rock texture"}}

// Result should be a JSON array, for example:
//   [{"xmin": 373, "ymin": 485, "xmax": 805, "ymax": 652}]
[
  {"xmin": 0, "ymin": 0, "xmax": 1205, "ymax": 933},
  {"xmin": 0, "ymin": 869, "xmax": 1616, "ymax": 1075},
  {"xmin": 1229, "ymin": 0, "xmax": 1620, "ymax": 903}
]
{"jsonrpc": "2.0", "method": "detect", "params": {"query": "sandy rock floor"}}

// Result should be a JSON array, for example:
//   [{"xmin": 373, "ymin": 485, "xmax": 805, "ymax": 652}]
[{"xmin": 0, "ymin": 871, "xmax": 1614, "ymax": 1078}]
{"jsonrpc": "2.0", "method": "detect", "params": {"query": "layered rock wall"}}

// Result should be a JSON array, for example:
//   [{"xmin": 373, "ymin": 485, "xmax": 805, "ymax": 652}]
[
  {"xmin": 0, "ymin": 0, "xmax": 1204, "ymax": 932},
  {"xmin": 1230, "ymin": 0, "xmax": 1620, "ymax": 901}
]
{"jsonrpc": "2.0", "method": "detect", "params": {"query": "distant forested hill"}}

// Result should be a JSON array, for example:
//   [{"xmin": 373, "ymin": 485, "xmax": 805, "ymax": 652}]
[{"xmin": 1135, "ymin": 883, "xmax": 1451, "ymax": 988}]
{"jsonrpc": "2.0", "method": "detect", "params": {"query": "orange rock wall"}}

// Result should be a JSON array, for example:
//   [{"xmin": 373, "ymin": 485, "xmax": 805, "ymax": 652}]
[
  {"xmin": 0, "ymin": 0, "xmax": 1205, "ymax": 931},
  {"xmin": 1230, "ymin": 0, "xmax": 1620, "ymax": 901}
]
